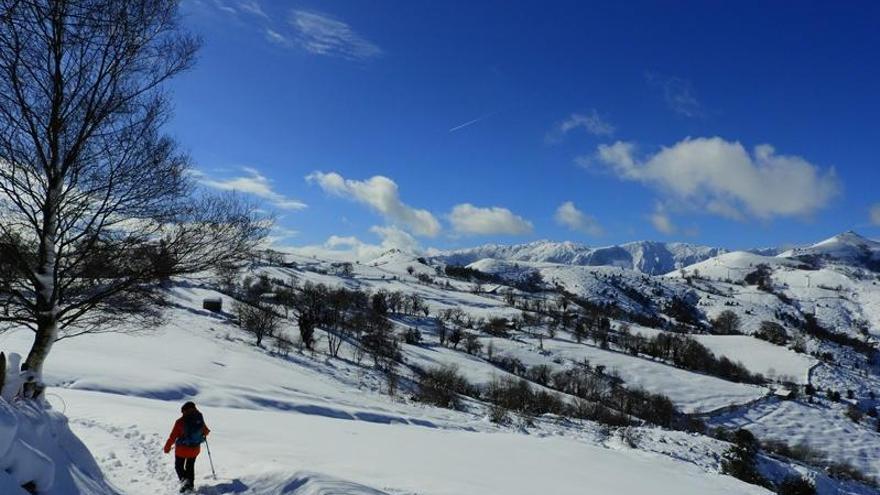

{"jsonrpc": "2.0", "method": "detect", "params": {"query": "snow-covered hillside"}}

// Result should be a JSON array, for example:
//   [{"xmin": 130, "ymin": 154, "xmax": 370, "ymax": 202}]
[
  {"xmin": 1, "ymin": 285, "xmax": 772, "ymax": 495},
  {"xmin": 3, "ymin": 231, "xmax": 880, "ymax": 495},
  {"xmin": 780, "ymin": 232, "xmax": 880, "ymax": 269}
]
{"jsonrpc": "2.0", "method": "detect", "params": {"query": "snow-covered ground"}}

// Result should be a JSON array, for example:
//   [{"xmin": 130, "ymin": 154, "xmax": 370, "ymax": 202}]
[
  {"xmin": 258, "ymin": 254, "xmax": 522, "ymax": 321},
  {"xmin": 3, "ymin": 231, "xmax": 880, "ymax": 494},
  {"xmin": 495, "ymin": 335, "xmax": 767, "ymax": 414},
  {"xmin": 708, "ymin": 398, "xmax": 880, "ymax": 481},
  {"xmin": 627, "ymin": 325, "xmax": 816, "ymax": 384},
  {"xmin": 0, "ymin": 283, "xmax": 774, "ymax": 495},
  {"xmin": 57, "ymin": 389, "xmax": 769, "ymax": 495}
]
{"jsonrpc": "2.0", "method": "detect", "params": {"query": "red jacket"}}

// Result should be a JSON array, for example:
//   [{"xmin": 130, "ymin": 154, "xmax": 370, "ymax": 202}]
[{"xmin": 164, "ymin": 415, "xmax": 210, "ymax": 458}]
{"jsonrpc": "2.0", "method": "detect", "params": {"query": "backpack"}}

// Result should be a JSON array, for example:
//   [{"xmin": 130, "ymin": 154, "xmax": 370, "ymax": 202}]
[{"xmin": 176, "ymin": 411, "xmax": 206, "ymax": 447}]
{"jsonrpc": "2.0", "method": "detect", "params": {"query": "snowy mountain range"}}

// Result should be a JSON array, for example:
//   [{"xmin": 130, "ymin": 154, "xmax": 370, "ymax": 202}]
[
  {"xmin": 433, "ymin": 232, "xmax": 879, "ymax": 276},
  {"xmin": 433, "ymin": 240, "xmax": 729, "ymax": 275}
]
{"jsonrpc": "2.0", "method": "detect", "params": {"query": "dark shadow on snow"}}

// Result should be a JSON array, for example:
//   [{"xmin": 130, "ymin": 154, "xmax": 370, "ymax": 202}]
[{"xmin": 195, "ymin": 479, "xmax": 249, "ymax": 494}]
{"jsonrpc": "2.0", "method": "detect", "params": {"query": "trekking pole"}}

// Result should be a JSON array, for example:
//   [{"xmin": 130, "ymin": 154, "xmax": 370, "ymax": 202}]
[{"xmin": 204, "ymin": 439, "xmax": 217, "ymax": 480}]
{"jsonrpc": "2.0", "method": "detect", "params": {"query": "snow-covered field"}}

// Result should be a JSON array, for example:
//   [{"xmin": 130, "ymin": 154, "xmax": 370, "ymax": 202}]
[
  {"xmin": 0, "ymin": 285, "xmax": 773, "ymax": 495},
  {"xmin": 690, "ymin": 335, "xmax": 817, "ymax": 384},
  {"xmin": 506, "ymin": 336, "xmax": 767, "ymax": 414},
  {"xmin": 58, "ymin": 389, "xmax": 769, "ymax": 495},
  {"xmin": 3, "ymin": 231, "xmax": 880, "ymax": 494},
  {"xmin": 627, "ymin": 326, "xmax": 817, "ymax": 384},
  {"xmin": 708, "ymin": 398, "xmax": 880, "ymax": 481},
  {"xmin": 0, "ymin": 289, "xmax": 765, "ymax": 495}
]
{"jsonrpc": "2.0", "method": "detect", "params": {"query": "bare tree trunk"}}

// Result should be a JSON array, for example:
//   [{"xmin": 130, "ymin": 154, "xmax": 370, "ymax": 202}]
[
  {"xmin": 23, "ymin": 171, "xmax": 62, "ymax": 391},
  {"xmin": 0, "ymin": 352, "xmax": 6, "ymax": 397},
  {"xmin": 22, "ymin": 293, "xmax": 60, "ymax": 397},
  {"xmin": 23, "ymin": 317, "xmax": 58, "ymax": 382}
]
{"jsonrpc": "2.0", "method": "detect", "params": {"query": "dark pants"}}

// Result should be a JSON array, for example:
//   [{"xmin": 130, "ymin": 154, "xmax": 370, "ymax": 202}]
[{"xmin": 174, "ymin": 456, "xmax": 196, "ymax": 489}]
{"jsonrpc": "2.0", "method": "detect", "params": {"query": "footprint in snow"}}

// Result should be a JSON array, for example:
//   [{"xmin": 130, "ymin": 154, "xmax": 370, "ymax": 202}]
[{"xmin": 71, "ymin": 417, "xmax": 179, "ymax": 495}]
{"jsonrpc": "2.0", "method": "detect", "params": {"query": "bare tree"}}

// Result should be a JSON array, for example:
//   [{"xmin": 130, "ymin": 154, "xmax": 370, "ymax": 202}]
[
  {"xmin": 233, "ymin": 300, "xmax": 280, "ymax": 348},
  {"xmin": 0, "ymin": 0, "xmax": 266, "ymax": 394}
]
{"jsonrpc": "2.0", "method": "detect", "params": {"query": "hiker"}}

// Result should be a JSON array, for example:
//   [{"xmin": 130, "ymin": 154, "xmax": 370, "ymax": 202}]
[{"xmin": 163, "ymin": 401, "xmax": 210, "ymax": 493}]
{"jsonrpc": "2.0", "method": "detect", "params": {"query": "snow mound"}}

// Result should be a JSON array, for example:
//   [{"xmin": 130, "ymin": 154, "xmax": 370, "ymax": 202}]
[
  {"xmin": 236, "ymin": 472, "xmax": 390, "ymax": 494},
  {"xmin": 0, "ymin": 393, "xmax": 118, "ymax": 495}
]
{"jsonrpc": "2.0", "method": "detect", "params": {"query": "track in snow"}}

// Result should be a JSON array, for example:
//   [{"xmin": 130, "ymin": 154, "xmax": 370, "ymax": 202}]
[{"xmin": 69, "ymin": 418, "xmax": 184, "ymax": 494}]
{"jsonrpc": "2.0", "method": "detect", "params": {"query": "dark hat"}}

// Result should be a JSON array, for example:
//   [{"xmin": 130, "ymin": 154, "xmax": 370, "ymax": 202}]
[{"xmin": 181, "ymin": 401, "xmax": 197, "ymax": 413}]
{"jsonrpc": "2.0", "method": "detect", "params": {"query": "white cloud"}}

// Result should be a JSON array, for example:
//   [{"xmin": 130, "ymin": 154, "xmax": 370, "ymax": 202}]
[
  {"xmin": 324, "ymin": 235, "xmax": 361, "ymax": 249},
  {"xmin": 289, "ymin": 10, "xmax": 381, "ymax": 60},
  {"xmin": 261, "ymin": 225, "xmax": 299, "ymax": 250},
  {"xmin": 448, "ymin": 204, "xmax": 533, "ymax": 236},
  {"xmin": 593, "ymin": 141, "xmax": 637, "ymax": 172},
  {"xmin": 306, "ymin": 172, "xmax": 440, "ymax": 237},
  {"xmin": 368, "ymin": 225, "xmax": 421, "ymax": 253},
  {"xmin": 265, "ymin": 29, "xmax": 290, "ymax": 46},
  {"xmin": 646, "ymin": 73, "xmax": 702, "ymax": 118},
  {"xmin": 211, "ymin": 0, "xmax": 238, "ymax": 15},
  {"xmin": 870, "ymin": 204, "xmax": 880, "ymax": 226},
  {"xmin": 649, "ymin": 203, "xmax": 676, "ymax": 235},
  {"xmin": 594, "ymin": 137, "xmax": 839, "ymax": 220},
  {"xmin": 238, "ymin": 1, "xmax": 268, "ymax": 19},
  {"xmin": 547, "ymin": 110, "xmax": 615, "ymax": 142},
  {"xmin": 554, "ymin": 201, "xmax": 603, "ymax": 236},
  {"xmin": 291, "ymin": 225, "xmax": 420, "ymax": 261},
  {"xmin": 199, "ymin": 167, "xmax": 307, "ymax": 210}
]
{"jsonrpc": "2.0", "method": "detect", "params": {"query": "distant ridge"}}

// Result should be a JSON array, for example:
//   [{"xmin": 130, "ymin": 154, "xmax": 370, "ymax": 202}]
[
  {"xmin": 431, "ymin": 240, "xmax": 727, "ymax": 275},
  {"xmin": 427, "ymin": 231, "xmax": 880, "ymax": 276}
]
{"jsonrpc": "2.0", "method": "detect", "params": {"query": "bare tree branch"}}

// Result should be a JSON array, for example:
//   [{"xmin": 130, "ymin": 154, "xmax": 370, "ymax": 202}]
[{"xmin": 0, "ymin": 0, "xmax": 269, "ymax": 388}]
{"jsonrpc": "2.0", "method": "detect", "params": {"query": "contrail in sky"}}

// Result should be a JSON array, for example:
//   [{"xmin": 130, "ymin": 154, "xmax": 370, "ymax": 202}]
[{"xmin": 448, "ymin": 112, "xmax": 497, "ymax": 133}]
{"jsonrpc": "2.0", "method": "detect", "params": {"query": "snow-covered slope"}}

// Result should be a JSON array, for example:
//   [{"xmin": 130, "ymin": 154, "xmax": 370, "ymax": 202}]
[
  {"xmin": 1, "ymin": 284, "xmax": 776, "ymax": 495},
  {"xmin": 675, "ymin": 244, "xmax": 880, "ymax": 340},
  {"xmin": 628, "ymin": 326, "xmax": 817, "ymax": 384},
  {"xmin": 62, "ymin": 389, "xmax": 770, "ymax": 495},
  {"xmin": 780, "ymin": 232, "xmax": 880, "ymax": 268},
  {"xmin": 3, "ymin": 231, "xmax": 880, "ymax": 495}
]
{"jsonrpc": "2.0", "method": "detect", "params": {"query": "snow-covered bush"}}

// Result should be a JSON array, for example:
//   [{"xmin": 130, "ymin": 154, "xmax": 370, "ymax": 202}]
[{"xmin": 617, "ymin": 427, "xmax": 642, "ymax": 448}]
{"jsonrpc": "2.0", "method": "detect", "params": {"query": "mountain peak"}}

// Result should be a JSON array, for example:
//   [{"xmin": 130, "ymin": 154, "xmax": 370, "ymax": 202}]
[
  {"xmin": 820, "ymin": 230, "xmax": 871, "ymax": 244},
  {"xmin": 776, "ymin": 230, "xmax": 880, "ymax": 268},
  {"xmin": 810, "ymin": 230, "xmax": 877, "ymax": 250}
]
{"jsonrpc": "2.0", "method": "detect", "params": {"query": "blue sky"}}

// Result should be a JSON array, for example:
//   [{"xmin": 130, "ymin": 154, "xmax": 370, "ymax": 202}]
[{"xmin": 172, "ymin": 0, "xmax": 880, "ymax": 254}]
